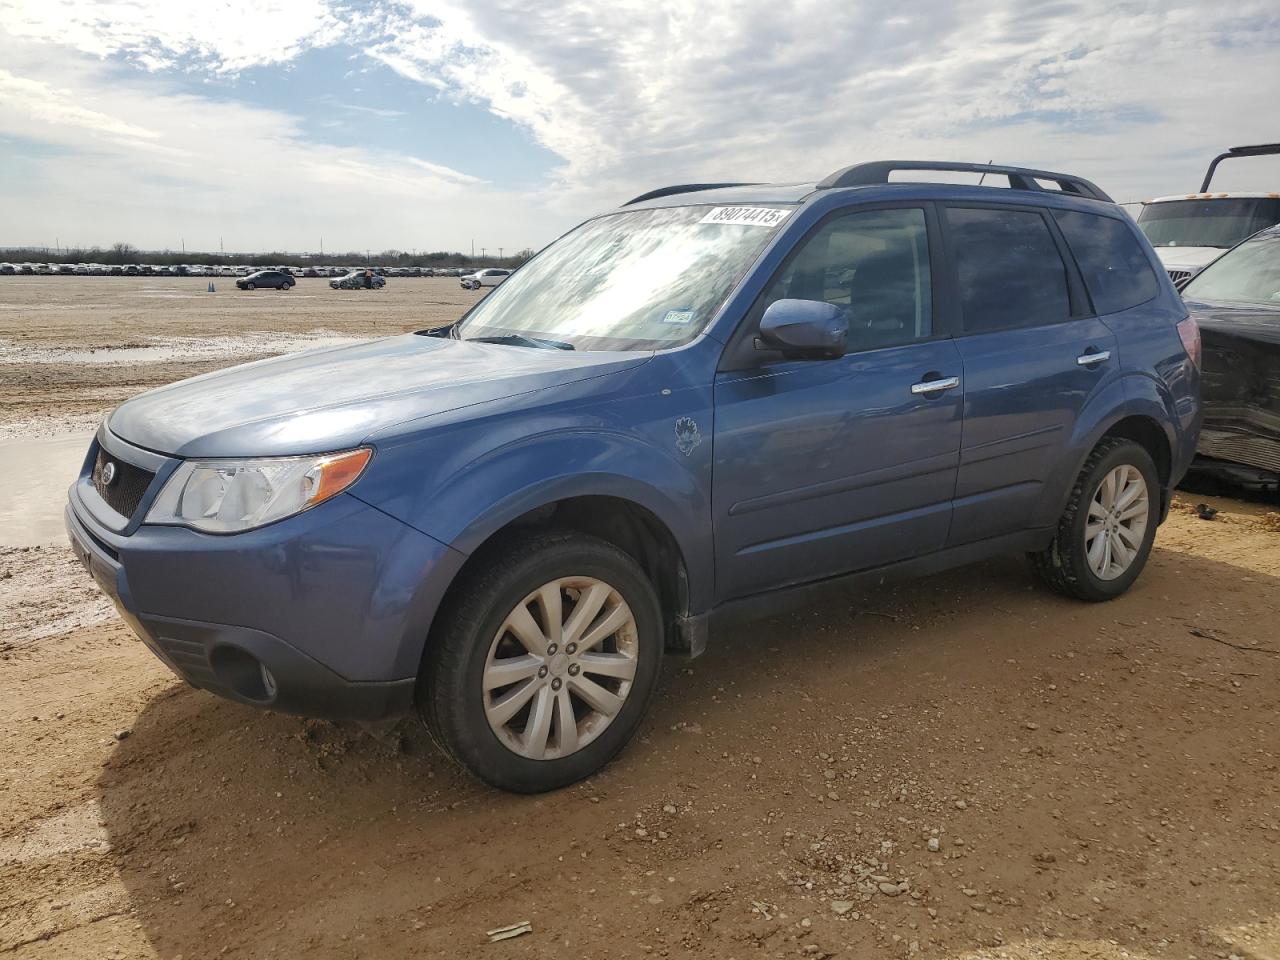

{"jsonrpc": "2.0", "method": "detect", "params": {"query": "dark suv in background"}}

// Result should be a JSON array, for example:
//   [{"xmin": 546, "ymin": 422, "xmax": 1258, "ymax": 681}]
[{"xmin": 68, "ymin": 160, "xmax": 1201, "ymax": 792}]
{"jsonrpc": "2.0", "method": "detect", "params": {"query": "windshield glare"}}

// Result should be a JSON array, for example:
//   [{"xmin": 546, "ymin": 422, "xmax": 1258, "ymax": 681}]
[
  {"xmin": 458, "ymin": 205, "xmax": 792, "ymax": 350},
  {"xmin": 1182, "ymin": 234, "xmax": 1280, "ymax": 304},
  {"xmin": 1137, "ymin": 198, "xmax": 1280, "ymax": 249}
]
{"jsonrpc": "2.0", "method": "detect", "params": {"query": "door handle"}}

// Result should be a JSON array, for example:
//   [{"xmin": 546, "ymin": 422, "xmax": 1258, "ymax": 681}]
[
  {"xmin": 910, "ymin": 376, "xmax": 960, "ymax": 395},
  {"xmin": 1076, "ymin": 350, "xmax": 1112, "ymax": 366}
]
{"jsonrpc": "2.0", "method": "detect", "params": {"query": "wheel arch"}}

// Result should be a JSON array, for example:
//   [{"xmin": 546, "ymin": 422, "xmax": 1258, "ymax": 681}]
[
  {"xmin": 1046, "ymin": 391, "xmax": 1177, "ymax": 527},
  {"xmin": 1098, "ymin": 414, "xmax": 1171, "ymax": 488},
  {"xmin": 428, "ymin": 489, "xmax": 699, "ymax": 664}
]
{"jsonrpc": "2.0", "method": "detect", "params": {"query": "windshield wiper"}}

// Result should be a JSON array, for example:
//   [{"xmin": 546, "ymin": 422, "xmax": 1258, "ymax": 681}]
[{"xmin": 467, "ymin": 333, "xmax": 575, "ymax": 350}]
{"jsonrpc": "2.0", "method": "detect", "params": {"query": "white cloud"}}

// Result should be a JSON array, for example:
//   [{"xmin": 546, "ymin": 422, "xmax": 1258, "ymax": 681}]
[
  {"xmin": 0, "ymin": 68, "xmax": 165, "ymax": 143},
  {"xmin": 0, "ymin": 0, "xmax": 351, "ymax": 72},
  {"xmin": 0, "ymin": 32, "xmax": 551, "ymax": 252},
  {"xmin": 366, "ymin": 0, "xmax": 1280, "ymax": 205},
  {"xmin": 1, "ymin": 0, "xmax": 1278, "ymax": 251}
]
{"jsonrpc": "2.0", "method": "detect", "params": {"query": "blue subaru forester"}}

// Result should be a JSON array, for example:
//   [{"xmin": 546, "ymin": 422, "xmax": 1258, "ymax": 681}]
[{"xmin": 67, "ymin": 161, "xmax": 1202, "ymax": 792}]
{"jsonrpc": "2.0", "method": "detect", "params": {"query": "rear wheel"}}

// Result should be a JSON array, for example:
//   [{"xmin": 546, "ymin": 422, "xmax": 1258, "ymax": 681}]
[
  {"xmin": 1029, "ymin": 438, "xmax": 1159, "ymax": 602},
  {"xmin": 420, "ymin": 532, "xmax": 663, "ymax": 792}
]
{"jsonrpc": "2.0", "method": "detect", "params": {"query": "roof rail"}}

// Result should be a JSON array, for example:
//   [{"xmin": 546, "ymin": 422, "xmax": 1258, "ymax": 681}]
[
  {"xmin": 624, "ymin": 182, "xmax": 761, "ymax": 205},
  {"xmin": 1200, "ymin": 143, "xmax": 1280, "ymax": 192},
  {"xmin": 815, "ymin": 161, "xmax": 1114, "ymax": 202}
]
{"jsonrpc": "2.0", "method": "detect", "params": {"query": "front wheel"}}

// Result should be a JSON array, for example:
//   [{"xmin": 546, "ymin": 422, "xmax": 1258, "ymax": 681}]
[
  {"xmin": 244, "ymin": 282, "xmax": 255, "ymax": 290},
  {"xmin": 420, "ymin": 532, "xmax": 663, "ymax": 793},
  {"xmin": 1029, "ymin": 438, "xmax": 1159, "ymax": 602}
]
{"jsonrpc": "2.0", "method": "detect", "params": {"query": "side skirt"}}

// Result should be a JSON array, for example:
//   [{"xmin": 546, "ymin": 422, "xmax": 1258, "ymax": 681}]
[{"xmin": 704, "ymin": 528, "xmax": 1055, "ymax": 638}]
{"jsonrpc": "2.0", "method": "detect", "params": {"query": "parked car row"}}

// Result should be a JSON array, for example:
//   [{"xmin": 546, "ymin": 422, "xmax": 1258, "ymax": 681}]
[{"xmin": 0, "ymin": 262, "xmax": 494, "ymax": 278}]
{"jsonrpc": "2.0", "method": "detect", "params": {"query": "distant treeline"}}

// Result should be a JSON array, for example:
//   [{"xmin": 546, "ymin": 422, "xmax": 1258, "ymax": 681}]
[{"xmin": 0, "ymin": 242, "xmax": 535, "ymax": 270}]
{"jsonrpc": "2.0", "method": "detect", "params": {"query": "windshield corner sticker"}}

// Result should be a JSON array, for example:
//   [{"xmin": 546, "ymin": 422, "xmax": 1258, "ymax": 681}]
[
  {"xmin": 675, "ymin": 417, "xmax": 702, "ymax": 457},
  {"xmin": 663, "ymin": 309, "xmax": 695, "ymax": 325},
  {"xmin": 699, "ymin": 206, "xmax": 790, "ymax": 228}
]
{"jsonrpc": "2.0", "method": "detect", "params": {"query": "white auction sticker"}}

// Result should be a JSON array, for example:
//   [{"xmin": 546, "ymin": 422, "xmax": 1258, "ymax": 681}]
[{"xmin": 699, "ymin": 206, "xmax": 791, "ymax": 228}]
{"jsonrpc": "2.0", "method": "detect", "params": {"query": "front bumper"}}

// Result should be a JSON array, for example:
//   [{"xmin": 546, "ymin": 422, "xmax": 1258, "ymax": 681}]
[{"xmin": 66, "ymin": 429, "xmax": 466, "ymax": 721}]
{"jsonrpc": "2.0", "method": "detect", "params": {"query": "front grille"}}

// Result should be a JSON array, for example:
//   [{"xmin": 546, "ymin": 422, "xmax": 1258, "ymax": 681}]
[
  {"xmin": 91, "ymin": 448, "xmax": 156, "ymax": 520},
  {"xmin": 1167, "ymin": 269, "xmax": 1193, "ymax": 289},
  {"xmin": 1198, "ymin": 433, "xmax": 1280, "ymax": 476}
]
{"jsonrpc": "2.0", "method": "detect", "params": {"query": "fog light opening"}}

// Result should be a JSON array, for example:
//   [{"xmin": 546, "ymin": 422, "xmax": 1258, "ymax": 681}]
[{"xmin": 209, "ymin": 645, "xmax": 277, "ymax": 704}]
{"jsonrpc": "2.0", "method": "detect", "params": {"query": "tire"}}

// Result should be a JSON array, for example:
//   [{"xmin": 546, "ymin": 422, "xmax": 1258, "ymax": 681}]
[
  {"xmin": 420, "ymin": 531, "xmax": 664, "ymax": 793},
  {"xmin": 244, "ymin": 282, "xmax": 255, "ymax": 290},
  {"xmin": 1029, "ymin": 438, "xmax": 1159, "ymax": 602}
]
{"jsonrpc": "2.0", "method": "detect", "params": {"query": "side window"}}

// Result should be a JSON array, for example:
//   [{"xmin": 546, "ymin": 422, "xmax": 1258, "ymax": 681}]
[
  {"xmin": 1053, "ymin": 209, "xmax": 1159, "ymax": 314},
  {"xmin": 763, "ymin": 208, "xmax": 932, "ymax": 351},
  {"xmin": 946, "ymin": 207, "xmax": 1071, "ymax": 332}
]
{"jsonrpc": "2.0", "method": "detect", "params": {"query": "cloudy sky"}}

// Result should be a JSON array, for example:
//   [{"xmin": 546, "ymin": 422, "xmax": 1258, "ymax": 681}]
[{"xmin": 1, "ymin": 0, "xmax": 1278, "ymax": 256}]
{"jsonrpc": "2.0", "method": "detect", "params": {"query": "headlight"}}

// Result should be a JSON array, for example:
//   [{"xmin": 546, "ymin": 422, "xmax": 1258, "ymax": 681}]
[{"xmin": 146, "ymin": 448, "xmax": 372, "ymax": 533}]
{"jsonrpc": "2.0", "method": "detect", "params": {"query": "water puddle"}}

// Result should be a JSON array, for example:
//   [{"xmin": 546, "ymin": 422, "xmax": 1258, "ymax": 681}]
[
  {"xmin": 0, "ymin": 331, "xmax": 368, "ymax": 365},
  {"xmin": 0, "ymin": 434, "xmax": 93, "ymax": 546}
]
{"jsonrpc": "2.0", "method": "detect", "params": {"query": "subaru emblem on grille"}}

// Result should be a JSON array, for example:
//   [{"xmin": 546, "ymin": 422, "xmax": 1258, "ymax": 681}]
[{"xmin": 101, "ymin": 461, "xmax": 118, "ymax": 486}]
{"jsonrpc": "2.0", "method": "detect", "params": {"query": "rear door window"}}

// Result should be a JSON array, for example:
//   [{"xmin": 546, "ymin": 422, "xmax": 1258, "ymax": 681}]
[
  {"xmin": 945, "ymin": 207, "xmax": 1071, "ymax": 333},
  {"xmin": 1053, "ymin": 209, "xmax": 1159, "ymax": 313}
]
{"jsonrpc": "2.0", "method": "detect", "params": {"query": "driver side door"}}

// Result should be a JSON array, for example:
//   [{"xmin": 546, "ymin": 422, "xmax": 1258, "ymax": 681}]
[{"xmin": 712, "ymin": 205, "xmax": 963, "ymax": 601}]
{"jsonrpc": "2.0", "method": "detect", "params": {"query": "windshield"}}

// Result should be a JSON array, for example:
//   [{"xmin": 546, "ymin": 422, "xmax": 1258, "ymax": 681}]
[
  {"xmin": 457, "ymin": 204, "xmax": 792, "ymax": 350},
  {"xmin": 1137, "ymin": 198, "xmax": 1280, "ymax": 249},
  {"xmin": 1182, "ymin": 233, "xmax": 1280, "ymax": 304}
]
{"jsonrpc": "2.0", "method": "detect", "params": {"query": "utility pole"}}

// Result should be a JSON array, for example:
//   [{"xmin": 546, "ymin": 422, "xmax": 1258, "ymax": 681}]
[
  {"xmin": 498, "ymin": 247, "xmax": 504, "ymax": 259},
  {"xmin": 181, "ymin": 238, "xmax": 185, "ymax": 254},
  {"xmin": 481, "ymin": 247, "xmax": 487, "ymax": 259},
  {"xmin": 471, "ymin": 239, "xmax": 474, "ymax": 257}
]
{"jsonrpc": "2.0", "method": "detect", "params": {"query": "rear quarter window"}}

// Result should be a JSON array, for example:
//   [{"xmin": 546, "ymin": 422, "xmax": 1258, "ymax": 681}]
[{"xmin": 1053, "ymin": 209, "xmax": 1159, "ymax": 314}]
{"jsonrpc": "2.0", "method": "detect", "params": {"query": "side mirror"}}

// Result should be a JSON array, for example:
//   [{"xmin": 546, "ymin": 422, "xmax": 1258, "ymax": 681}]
[{"xmin": 758, "ymin": 299, "xmax": 848, "ymax": 359}]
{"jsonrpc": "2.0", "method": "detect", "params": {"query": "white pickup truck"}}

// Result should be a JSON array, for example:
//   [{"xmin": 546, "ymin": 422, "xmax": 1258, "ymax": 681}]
[{"xmin": 1135, "ymin": 143, "xmax": 1280, "ymax": 288}]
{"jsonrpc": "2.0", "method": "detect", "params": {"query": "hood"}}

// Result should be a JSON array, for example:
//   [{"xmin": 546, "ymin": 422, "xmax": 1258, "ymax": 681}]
[
  {"xmin": 108, "ymin": 333, "xmax": 649, "ymax": 458},
  {"xmin": 1153, "ymin": 246, "xmax": 1224, "ymax": 271},
  {"xmin": 1185, "ymin": 299, "xmax": 1280, "ymax": 343}
]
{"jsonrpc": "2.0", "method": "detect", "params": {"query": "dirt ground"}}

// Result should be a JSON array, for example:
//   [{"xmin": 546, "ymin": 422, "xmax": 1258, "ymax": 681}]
[
  {"xmin": 2, "ymin": 278, "xmax": 1280, "ymax": 960},
  {"xmin": 0, "ymin": 277, "xmax": 474, "ymax": 438}
]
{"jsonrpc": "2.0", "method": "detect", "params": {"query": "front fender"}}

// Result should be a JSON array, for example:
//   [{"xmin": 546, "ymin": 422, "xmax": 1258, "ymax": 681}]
[
  {"xmin": 443, "ymin": 434, "xmax": 713, "ymax": 611},
  {"xmin": 353, "ymin": 398, "xmax": 716, "ymax": 613}
]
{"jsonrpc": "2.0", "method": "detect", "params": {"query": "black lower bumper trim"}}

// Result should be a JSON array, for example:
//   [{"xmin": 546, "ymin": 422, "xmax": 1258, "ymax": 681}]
[{"xmin": 133, "ymin": 613, "xmax": 416, "ymax": 721}]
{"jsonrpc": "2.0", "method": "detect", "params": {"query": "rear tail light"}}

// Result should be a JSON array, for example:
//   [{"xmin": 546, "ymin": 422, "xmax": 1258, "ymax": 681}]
[{"xmin": 1176, "ymin": 316, "xmax": 1201, "ymax": 369}]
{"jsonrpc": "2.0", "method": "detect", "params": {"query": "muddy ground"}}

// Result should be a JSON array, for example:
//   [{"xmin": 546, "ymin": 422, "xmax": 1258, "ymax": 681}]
[{"xmin": 2, "ymin": 278, "xmax": 1279, "ymax": 960}]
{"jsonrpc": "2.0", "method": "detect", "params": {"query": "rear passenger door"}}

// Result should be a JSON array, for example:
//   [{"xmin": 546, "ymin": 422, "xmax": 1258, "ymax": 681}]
[{"xmin": 943, "ymin": 204, "xmax": 1119, "ymax": 545}]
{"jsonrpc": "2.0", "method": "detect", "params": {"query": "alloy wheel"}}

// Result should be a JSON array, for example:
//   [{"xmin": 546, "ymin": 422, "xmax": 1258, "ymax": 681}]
[
  {"xmin": 1085, "ymin": 464, "xmax": 1149, "ymax": 581},
  {"xmin": 482, "ymin": 577, "xmax": 639, "ymax": 760}
]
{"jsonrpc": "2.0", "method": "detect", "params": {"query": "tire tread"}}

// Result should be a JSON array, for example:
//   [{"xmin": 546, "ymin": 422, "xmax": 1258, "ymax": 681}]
[{"xmin": 1029, "ymin": 437, "xmax": 1154, "ymax": 602}]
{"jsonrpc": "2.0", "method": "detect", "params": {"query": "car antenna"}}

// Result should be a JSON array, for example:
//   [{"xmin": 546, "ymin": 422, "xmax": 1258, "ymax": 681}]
[{"xmin": 976, "ymin": 160, "xmax": 994, "ymax": 187}]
